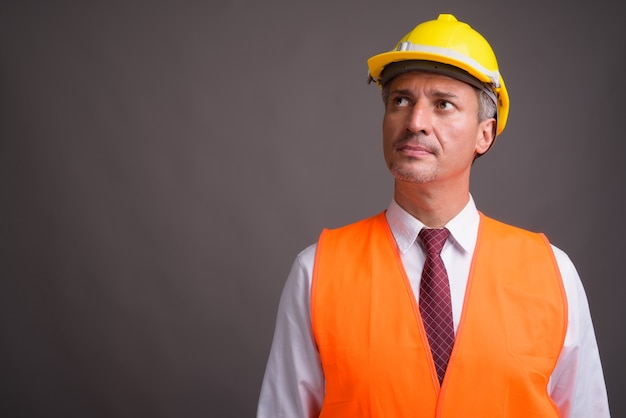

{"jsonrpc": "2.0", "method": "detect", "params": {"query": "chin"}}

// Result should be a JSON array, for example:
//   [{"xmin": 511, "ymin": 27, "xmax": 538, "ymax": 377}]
[{"xmin": 390, "ymin": 166, "xmax": 437, "ymax": 184}]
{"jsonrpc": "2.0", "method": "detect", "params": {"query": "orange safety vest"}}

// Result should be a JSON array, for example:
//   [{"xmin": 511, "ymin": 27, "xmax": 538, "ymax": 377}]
[{"xmin": 311, "ymin": 212, "xmax": 567, "ymax": 417}]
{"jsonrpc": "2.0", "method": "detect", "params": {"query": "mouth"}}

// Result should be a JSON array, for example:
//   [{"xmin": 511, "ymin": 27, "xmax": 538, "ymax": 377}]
[{"xmin": 396, "ymin": 142, "xmax": 434, "ymax": 158}]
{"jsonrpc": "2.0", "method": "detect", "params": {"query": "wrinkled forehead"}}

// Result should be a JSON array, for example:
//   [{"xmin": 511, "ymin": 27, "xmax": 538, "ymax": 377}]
[
  {"xmin": 386, "ymin": 70, "xmax": 477, "ymax": 93},
  {"xmin": 382, "ymin": 60, "xmax": 497, "ymax": 105}
]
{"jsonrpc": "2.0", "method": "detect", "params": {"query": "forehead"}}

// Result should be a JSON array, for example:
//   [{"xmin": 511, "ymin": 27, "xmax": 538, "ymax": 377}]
[{"xmin": 388, "ymin": 71, "xmax": 476, "ymax": 95}]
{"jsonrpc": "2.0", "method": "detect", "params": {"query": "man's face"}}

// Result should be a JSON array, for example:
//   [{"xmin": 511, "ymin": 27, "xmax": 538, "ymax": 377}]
[{"xmin": 382, "ymin": 71, "xmax": 495, "ymax": 186}]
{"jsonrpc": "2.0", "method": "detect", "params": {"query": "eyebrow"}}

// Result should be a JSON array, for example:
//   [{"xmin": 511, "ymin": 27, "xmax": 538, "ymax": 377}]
[
  {"xmin": 430, "ymin": 90, "xmax": 459, "ymax": 99},
  {"xmin": 390, "ymin": 88, "xmax": 460, "ymax": 99}
]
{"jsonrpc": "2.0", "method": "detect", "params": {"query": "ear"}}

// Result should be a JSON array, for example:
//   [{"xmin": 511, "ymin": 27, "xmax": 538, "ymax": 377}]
[{"xmin": 475, "ymin": 118, "xmax": 497, "ymax": 156}]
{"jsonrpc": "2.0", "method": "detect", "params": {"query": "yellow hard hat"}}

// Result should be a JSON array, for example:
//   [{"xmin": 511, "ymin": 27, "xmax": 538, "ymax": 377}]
[{"xmin": 367, "ymin": 14, "xmax": 509, "ymax": 136}]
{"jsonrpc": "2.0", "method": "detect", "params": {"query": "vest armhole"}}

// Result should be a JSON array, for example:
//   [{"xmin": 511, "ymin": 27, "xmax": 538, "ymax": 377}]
[
  {"xmin": 538, "ymin": 232, "xmax": 569, "ymax": 417},
  {"xmin": 310, "ymin": 229, "xmax": 328, "ymax": 343},
  {"xmin": 538, "ymin": 233, "xmax": 569, "ymax": 358}
]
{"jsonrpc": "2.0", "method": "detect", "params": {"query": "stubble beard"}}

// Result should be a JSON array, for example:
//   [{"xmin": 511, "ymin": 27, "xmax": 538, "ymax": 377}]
[{"xmin": 389, "ymin": 160, "xmax": 438, "ymax": 184}]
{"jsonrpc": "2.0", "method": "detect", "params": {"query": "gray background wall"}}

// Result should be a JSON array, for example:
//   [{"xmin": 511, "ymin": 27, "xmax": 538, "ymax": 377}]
[{"xmin": 2, "ymin": 1, "xmax": 624, "ymax": 417}]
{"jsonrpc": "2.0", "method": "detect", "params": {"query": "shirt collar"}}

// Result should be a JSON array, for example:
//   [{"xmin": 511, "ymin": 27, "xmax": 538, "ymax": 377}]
[{"xmin": 385, "ymin": 195, "xmax": 480, "ymax": 255}]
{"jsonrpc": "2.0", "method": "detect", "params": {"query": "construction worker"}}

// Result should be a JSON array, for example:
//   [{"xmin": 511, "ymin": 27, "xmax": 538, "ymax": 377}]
[{"xmin": 257, "ymin": 14, "xmax": 610, "ymax": 417}]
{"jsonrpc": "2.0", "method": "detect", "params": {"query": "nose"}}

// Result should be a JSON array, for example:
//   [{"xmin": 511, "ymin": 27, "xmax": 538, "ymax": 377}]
[{"xmin": 406, "ymin": 102, "xmax": 431, "ymax": 135}]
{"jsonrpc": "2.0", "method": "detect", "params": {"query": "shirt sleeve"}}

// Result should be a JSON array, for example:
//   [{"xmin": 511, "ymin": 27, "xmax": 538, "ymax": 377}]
[
  {"xmin": 548, "ymin": 245, "xmax": 611, "ymax": 417},
  {"xmin": 257, "ymin": 244, "xmax": 324, "ymax": 418}
]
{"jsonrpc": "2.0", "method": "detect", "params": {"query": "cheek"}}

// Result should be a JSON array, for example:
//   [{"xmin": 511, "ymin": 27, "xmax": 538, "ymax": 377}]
[
  {"xmin": 382, "ymin": 115, "xmax": 395, "ymax": 145},
  {"xmin": 439, "ymin": 125, "xmax": 480, "ymax": 157},
  {"xmin": 382, "ymin": 113, "xmax": 392, "ymax": 133},
  {"xmin": 382, "ymin": 112, "xmax": 404, "ymax": 138},
  {"xmin": 382, "ymin": 117, "xmax": 396, "ymax": 162}
]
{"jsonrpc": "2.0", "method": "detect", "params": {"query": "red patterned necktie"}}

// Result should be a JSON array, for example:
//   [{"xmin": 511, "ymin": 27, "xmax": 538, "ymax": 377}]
[{"xmin": 418, "ymin": 227, "xmax": 454, "ymax": 384}]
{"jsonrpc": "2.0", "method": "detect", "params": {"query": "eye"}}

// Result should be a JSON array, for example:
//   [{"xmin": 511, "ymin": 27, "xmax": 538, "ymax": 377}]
[
  {"xmin": 436, "ymin": 100, "xmax": 454, "ymax": 110},
  {"xmin": 392, "ymin": 96, "xmax": 411, "ymax": 107}
]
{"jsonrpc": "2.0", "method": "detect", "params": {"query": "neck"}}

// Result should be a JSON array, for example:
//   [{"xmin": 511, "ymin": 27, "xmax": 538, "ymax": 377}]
[{"xmin": 393, "ymin": 180, "xmax": 470, "ymax": 228}]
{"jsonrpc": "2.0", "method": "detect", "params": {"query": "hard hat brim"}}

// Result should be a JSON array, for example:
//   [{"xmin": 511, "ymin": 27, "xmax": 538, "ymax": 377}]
[{"xmin": 368, "ymin": 50, "xmax": 494, "ymax": 86}]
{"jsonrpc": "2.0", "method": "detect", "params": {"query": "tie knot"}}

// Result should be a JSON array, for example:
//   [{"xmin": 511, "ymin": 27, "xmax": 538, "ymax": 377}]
[{"xmin": 419, "ymin": 228, "xmax": 450, "ymax": 255}]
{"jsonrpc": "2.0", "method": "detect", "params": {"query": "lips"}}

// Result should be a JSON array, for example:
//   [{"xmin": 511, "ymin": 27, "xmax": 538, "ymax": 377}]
[{"xmin": 397, "ymin": 142, "xmax": 434, "ymax": 157}]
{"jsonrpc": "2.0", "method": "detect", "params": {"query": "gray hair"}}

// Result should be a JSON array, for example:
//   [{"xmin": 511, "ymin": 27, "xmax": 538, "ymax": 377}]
[{"xmin": 477, "ymin": 89, "xmax": 497, "ymax": 122}]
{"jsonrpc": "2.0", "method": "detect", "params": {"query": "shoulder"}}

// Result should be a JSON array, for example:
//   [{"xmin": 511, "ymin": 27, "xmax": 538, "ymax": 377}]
[
  {"xmin": 321, "ymin": 212, "xmax": 387, "ymax": 240},
  {"xmin": 289, "ymin": 212, "xmax": 386, "ymax": 281},
  {"xmin": 295, "ymin": 242, "xmax": 317, "ymax": 274},
  {"xmin": 481, "ymin": 213, "xmax": 581, "ymax": 284},
  {"xmin": 549, "ymin": 243, "xmax": 581, "ymax": 294},
  {"xmin": 549, "ymin": 244, "xmax": 576, "ymax": 271},
  {"xmin": 479, "ymin": 213, "xmax": 544, "ymax": 239}
]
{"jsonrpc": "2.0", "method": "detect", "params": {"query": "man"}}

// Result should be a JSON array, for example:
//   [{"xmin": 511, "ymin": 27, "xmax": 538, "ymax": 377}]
[{"xmin": 257, "ymin": 14, "xmax": 610, "ymax": 417}]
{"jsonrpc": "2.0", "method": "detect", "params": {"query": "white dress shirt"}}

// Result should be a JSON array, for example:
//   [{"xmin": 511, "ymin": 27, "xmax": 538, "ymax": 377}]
[{"xmin": 257, "ymin": 197, "xmax": 610, "ymax": 417}]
